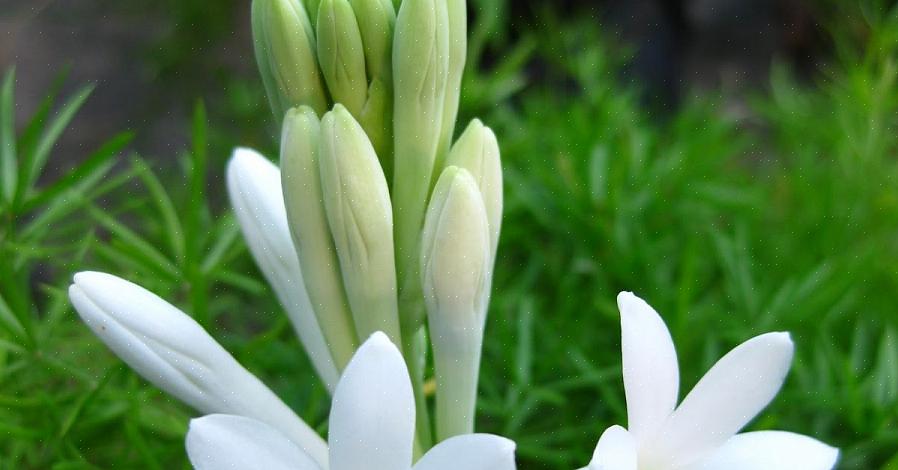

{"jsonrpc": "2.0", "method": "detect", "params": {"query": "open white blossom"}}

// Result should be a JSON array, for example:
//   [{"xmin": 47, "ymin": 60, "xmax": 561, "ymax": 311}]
[
  {"xmin": 584, "ymin": 292, "xmax": 839, "ymax": 470},
  {"xmin": 185, "ymin": 332, "xmax": 518, "ymax": 470}
]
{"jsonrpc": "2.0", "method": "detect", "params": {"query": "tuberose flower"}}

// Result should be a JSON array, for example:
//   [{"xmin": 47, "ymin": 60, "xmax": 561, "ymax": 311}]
[
  {"xmin": 584, "ymin": 292, "xmax": 839, "ymax": 470},
  {"xmin": 185, "ymin": 332, "xmax": 518, "ymax": 470},
  {"xmin": 69, "ymin": 271, "xmax": 330, "ymax": 467}
]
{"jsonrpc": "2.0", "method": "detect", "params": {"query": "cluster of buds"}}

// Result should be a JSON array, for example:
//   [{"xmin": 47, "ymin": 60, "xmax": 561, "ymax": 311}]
[{"xmin": 252, "ymin": 0, "xmax": 502, "ymax": 450}]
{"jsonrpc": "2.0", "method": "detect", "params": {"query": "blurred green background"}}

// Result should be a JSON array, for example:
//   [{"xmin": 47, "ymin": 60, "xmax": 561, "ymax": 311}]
[{"xmin": 1, "ymin": 0, "xmax": 897, "ymax": 468}]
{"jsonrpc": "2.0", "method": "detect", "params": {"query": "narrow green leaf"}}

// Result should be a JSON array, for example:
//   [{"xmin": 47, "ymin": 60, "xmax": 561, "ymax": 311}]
[
  {"xmin": 130, "ymin": 156, "xmax": 185, "ymax": 262},
  {"xmin": 871, "ymin": 327, "xmax": 898, "ymax": 407},
  {"xmin": 0, "ymin": 293, "xmax": 27, "ymax": 341},
  {"xmin": 201, "ymin": 217, "xmax": 241, "ymax": 274},
  {"xmin": 86, "ymin": 205, "xmax": 180, "ymax": 279},
  {"xmin": 16, "ymin": 67, "xmax": 70, "ymax": 171},
  {"xmin": 17, "ymin": 84, "xmax": 94, "ymax": 205},
  {"xmin": 21, "ymin": 131, "xmax": 132, "ymax": 213},
  {"xmin": 0, "ymin": 67, "xmax": 17, "ymax": 204},
  {"xmin": 185, "ymin": 101, "xmax": 207, "ymax": 267}
]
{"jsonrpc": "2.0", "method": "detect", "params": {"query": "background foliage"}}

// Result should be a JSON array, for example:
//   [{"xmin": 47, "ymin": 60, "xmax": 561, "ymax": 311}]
[{"xmin": 1, "ymin": 0, "xmax": 897, "ymax": 469}]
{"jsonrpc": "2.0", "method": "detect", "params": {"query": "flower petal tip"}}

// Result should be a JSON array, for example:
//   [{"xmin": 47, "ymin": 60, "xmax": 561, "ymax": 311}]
[
  {"xmin": 497, "ymin": 436, "xmax": 517, "ymax": 455},
  {"xmin": 757, "ymin": 331, "xmax": 795, "ymax": 356},
  {"xmin": 616, "ymin": 291, "xmax": 638, "ymax": 307},
  {"xmin": 362, "ymin": 330, "xmax": 397, "ymax": 351}
]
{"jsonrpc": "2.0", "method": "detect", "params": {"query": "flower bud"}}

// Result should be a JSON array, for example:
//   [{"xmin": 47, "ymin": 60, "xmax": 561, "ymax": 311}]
[
  {"xmin": 281, "ymin": 106, "xmax": 358, "ymax": 371},
  {"xmin": 317, "ymin": 0, "xmax": 368, "ymax": 117},
  {"xmin": 226, "ymin": 148, "xmax": 338, "ymax": 391},
  {"xmin": 437, "ymin": 0, "xmax": 467, "ymax": 163},
  {"xmin": 252, "ymin": 0, "xmax": 328, "ymax": 118},
  {"xmin": 350, "ymin": 0, "xmax": 395, "ymax": 82},
  {"xmin": 68, "ymin": 272, "xmax": 328, "ymax": 467},
  {"xmin": 349, "ymin": 0, "xmax": 395, "ymax": 161},
  {"xmin": 445, "ymin": 119, "xmax": 502, "ymax": 261},
  {"xmin": 302, "ymin": 0, "xmax": 322, "ymax": 23},
  {"xmin": 392, "ymin": 0, "xmax": 450, "ymax": 330},
  {"xmin": 319, "ymin": 105, "xmax": 402, "ymax": 346},
  {"xmin": 358, "ymin": 77, "xmax": 393, "ymax": 169},
  {"xmin": 420, "ymin": 166, "xmax": 491, "ymax": 441}
]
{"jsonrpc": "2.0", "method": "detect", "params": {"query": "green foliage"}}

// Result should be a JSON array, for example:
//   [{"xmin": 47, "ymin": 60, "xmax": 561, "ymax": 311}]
[{"xmin": 2, "ymin": 1, "xmax": 898, "ymax": 469}]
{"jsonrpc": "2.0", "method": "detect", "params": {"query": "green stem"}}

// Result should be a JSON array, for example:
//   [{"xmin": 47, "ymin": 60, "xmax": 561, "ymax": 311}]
[{"xmin": 402, "ymin": 322, "xmax": 432, "ymax": 459}]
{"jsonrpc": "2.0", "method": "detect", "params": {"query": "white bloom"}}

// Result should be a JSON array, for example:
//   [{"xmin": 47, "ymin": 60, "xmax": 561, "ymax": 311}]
[
  {"xmin": 186, "ymin": 332, "xmax": 518, "ymax": 470},
  {"xmin": 584, "ymin": 292, "xmax": 839, "ymax": 470},
  {"xmin": 227, "ymin": 147, "xmax": 339, "ymax": 391},
  {"xmin": 68, "ymin": 271, "xmax": 329, "ymax": 468}
]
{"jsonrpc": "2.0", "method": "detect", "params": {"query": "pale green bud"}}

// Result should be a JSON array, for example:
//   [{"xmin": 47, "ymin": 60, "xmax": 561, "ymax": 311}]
[
  {"xmin": 319, "ymin": 105, "xmax": 402, "ymax": 346},
  {"xmin": 252, "ymin": 0, "xmax": 328, "ymax": 118},
  {"xmin": 445, "ymin": 119, "xmax": 502, "ymax": 261},
  {"xmin": 392, "ymin": 0, "xmax": 450, "ymax": 329},
  {"xmin": 281, "ymin": 106, "xmax": 358, "ymax": 371},
  {"xmin": 358, "ymin": 77, "xmax": 393, "ymax": 169},
  {"xmin": 348, "ymin": 0, "xmax": 395, "ymax": 166},
  {"xmin": 436, "ymin": 0, "xmax": 467, "ymax": 165},
  {"xmin": 350, "ymin": 0, "xmax": 395, "ymax": 81},
  {"xmin": 421, "ymin": 166, "xmax": 490, "ymax": 442},
  {"xmin": 420, "ymin": 166, "xmax": 490, "ymax": 441},
  {"xmin": 317, "ymin": 0, "xmax": 368, "ymax": 118},
  {"xmin": 421, "ymin": 166, "xmax": 490, "ymax": 322},
  {"xmin": 302, "ymin": 0, "xmax": 322, "ymax": 23}
]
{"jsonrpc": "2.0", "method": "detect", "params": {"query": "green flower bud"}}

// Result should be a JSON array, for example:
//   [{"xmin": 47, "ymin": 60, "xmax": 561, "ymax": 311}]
[
  {"xmin": 350, "ymin": 0, "xmax": 395, "ymax": 81},
  {"xmin": 358, "ymin": 77, "xmax": 393, "ymax": 169},
  {"xmin": 252, "ymin": 0, "xmax": 328, "ymax": 119},
  {"xmin": 420, "ymin": 165, "xmax": 491, "ymax": 441},
  {"xmin": 319, "ymin": 105, "xmax": 402, "ymax": 346},
  {"xmin": 302, "ymin": 0, "xmax": 322, "ymax": 24},
  {"xmin": 436, "ymin": 0, "xmax": 467, "ymax": 165},
  {"xmin": 317, "ymin": 0, "xmax": 368, "ymax": 117},
  {"xmin": 445, "ymin": 119, "xmax": 502, "ymax": 261},
  {"xmin": 281, "ymin": 106, "xmax": 358, "ymax": 371},
  {"xmin": 392, "ymin": 0, "xmax": 450, "ymax": 329}
]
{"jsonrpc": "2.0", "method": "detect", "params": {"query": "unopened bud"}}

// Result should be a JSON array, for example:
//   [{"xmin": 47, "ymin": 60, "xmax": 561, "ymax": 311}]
[
  {"xmin": 392, "ymin": 0, "xmax": 450, "ymax": 329},
  {"xmin": 437, "ymin": 0, "xmax": 467, "ymax": 163},
  {"xmin": 281, "ymin": 106, "xmax": 358, "ymax": 371},
  {"xmin": 319, "ymin": 105, "xmax": 402, "ymax": 346},
  {"xmin": 317, "ymin": 0, "xmax": 368, "ymax": 117},
  {"xmin": 445, "ymin": 119, "xmax": 502, "ymax": 261},
  {"xmin": 252, "ymin": 0, "xmax": 328, "ymax": 118},
  {"xmin": 350, "ymin": 0, "xmax": 395, "ymax": 82},
  {"xmin": 420, "ymin": 166, "xmax": 490, "ymax": 441}
]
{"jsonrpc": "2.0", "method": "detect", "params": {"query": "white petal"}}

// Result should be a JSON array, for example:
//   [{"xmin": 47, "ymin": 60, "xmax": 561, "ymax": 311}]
[
  {"xmin": 653, "ymin": 332, "xmax": 794, "ymax": 467},
  {"xmin": 227, "ymin": 147, "xmax": 339, "ymax": 392},
  {"xmin": 587, "ymin": 425, "xmax": 637, "ymax": 470},
  {"xmin": 69, "ymin": 271, "xmax": 328, "ymax": 467},
  {"xmin": 329, "ymin": 332, "xmax": 414, "ymax": 470},
  {"xmin": 186, "ymin": 414, "xmax": 322, "ymax": 470},
  {"xmin": 683, "ymin": 431, "xmax": 839, "ymax": 470},
  {"xmin": 617, "ymin": 292, "xmax": 679, "ymax": 441},
  {"xmin": 413, "ymin": 434, "xmax": 516, "ymax": 470}
]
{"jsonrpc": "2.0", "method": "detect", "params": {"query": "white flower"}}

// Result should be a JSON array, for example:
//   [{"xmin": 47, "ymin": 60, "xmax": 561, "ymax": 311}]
[
  {"xmin": 185, "ymin": 332, "xmax": 518, "ymax": 470},
  {"xmin": 68, "ymin": 271, "xmax": 329, "ymax": 467},
  {"xmin": 584, "ymin": 292, "xmax": 839, "ymax": 470},
  {"xmin": 227, "ymin": 147, "xmax": 339, "ymax": 391}
]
